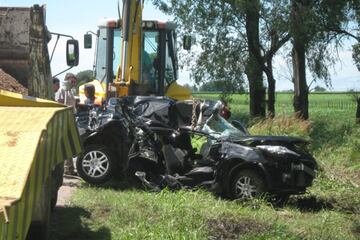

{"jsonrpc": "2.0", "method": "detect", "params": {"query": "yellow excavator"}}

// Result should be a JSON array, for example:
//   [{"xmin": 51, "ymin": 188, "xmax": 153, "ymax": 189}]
[{"xmin": 80, "ymin": 0, "xmax": 192, "ymax": 103}]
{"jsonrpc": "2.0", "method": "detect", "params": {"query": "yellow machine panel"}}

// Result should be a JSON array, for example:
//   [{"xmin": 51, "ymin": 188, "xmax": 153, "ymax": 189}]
[{"xmin": 0, "ymin": 90, "xmax": 82, "ymax": 240}]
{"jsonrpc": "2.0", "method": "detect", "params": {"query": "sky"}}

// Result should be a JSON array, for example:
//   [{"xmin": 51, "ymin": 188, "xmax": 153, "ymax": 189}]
[{"xmin": 1, "ymin": 0, "xmax": 359, "ymax": 91}]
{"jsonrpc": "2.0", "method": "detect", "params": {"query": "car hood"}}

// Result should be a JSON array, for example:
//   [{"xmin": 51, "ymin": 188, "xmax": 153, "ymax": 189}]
[{"xmin": 234, "ymin": 136, "xmax": 309, "ymax": 145}]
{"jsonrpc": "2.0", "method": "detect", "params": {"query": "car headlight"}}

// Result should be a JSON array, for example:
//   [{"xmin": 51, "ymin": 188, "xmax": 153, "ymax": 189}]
[{"xmin": 256, "ymin": 145, "xmax": 300, "ymax": 157}]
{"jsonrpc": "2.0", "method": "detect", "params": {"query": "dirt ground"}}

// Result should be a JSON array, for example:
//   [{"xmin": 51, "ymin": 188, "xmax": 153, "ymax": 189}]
[
  {"xmin": 0, "ymin": 68, "xmax": 28, "ymax": 95},
  {"xmin": 56, "ymin": 175, "xmax": 81, "ymax": 207},
  {"xmin": 207, "ymin": 217, "xmax": 270, "ymax": 240}
]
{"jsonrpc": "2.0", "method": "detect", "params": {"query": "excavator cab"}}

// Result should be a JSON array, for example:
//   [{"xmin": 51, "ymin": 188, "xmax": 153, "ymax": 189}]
[{"xmin": 83, "ymin": 19, "xmax": 191, "ymax": 101}]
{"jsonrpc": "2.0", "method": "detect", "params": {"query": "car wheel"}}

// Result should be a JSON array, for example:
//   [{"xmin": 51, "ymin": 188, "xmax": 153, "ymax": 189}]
[
  {"xmin": 77, "ymin": 145, "xmax": 115, "ymax": 184},
  {"xmin": 231, "ymin": 169, "xmax": 266, "ymax": 199}
]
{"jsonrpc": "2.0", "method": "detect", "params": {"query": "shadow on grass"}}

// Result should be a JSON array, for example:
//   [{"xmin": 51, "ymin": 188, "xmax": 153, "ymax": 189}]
[
  {"xmin": 50, "ymin": 206, "xmax": 111, "ymax": 240},
  {"xmin": 80, "ymin": 177, "xmax": 131, "ymax": 190},
  {"xmin": 287, "ymin": 195, "xmax": 334, "ymax": 212},
  {"xmin": 352, "ymin": 219, "xmax": 360, "ymax": 238}
]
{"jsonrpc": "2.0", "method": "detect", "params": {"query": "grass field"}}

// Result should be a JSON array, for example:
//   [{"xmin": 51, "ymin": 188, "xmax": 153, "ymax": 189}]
[{"xmin": 51, "ymin": 93, "xmax": 360, "ymax": 240}]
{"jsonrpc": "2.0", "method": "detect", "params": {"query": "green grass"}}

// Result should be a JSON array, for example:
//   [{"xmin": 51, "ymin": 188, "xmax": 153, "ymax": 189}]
[
  {"xmin": 195, "ymin": 92, "xmax": 356, "ymax": 123},
  {"xmin": 51, "ymin": 188, "xmax": 359, "ymax": 239},
  {"xmin": 51, "ymin": 92, "xmax": 360, "ymax": 240}
]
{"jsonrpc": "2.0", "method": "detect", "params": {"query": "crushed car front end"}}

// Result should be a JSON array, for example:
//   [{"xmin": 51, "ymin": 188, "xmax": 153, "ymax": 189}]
[
  {"xmin": 219, "ymin": 137, "xmax": 317, "ymax": 197},
  {"xmin": 254, "ymin": 141, "xmax": 317, "ymax": 194}
]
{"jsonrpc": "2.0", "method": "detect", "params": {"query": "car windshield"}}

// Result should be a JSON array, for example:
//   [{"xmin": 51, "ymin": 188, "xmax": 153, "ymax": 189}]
[{"xmin": 202, "ymin": 114, "xmax": 246, "ymax": 140}]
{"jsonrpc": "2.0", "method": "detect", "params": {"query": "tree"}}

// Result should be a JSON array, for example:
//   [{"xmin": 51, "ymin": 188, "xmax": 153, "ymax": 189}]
[
  {"xmin": 354, "ymin": 93, "xmax": 360, "ymax": 124},
  {"xmin": 357, "ymin": 96, "xmax": 360, "ymax": 124},
  {"xmin": 258, "ymin": 0, "xmax": 291, "ymax": 117},
  {"xmin": 199, "ymin": 79, "xmax": 244, "ymax": 93},
  {"xmin": 313, "ymin": 85, "xmax": 327, "ymax": 92},
  {"xmin": 318, "ymin": 0, "xmax": 360, "ymax": 66},
  {"xmin": 183, "ymin": 83, "xmax": 199, "ymax": 92},
  {"xmin": 153, "ymin": 0, "xmax": 291, "ymax": 118},
  {"xmin": 242, "ymin": 0, "xmax": 266, "ymax": 118},
  {"xmin": 289, "ymin": 0, "xmax": 356, "ymax": 119},
  {"xmin": 191, "ymin": 84, "xmax": 198, "ymax": 92},
  {"xmin": 76, "ymin": 70, "xmax": 94, "ymax": 88},
  {"xmin": 290, "ymin": 0, "xmax": 311, "ymax": 119}
]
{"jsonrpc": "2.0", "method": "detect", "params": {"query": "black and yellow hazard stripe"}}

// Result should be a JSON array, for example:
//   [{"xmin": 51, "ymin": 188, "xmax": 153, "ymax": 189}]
[{"xmin": 0, "ymin": 106, "xmax": 82, "ymax": 240}]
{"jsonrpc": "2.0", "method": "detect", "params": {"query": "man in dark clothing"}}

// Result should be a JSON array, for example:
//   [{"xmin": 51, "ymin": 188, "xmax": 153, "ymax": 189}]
[
  {"xmin": 84, "ymin": 84, "xmax": 96, "ymax": 105},
  {"xmin": 52, "ymin": 78, "xmax": 60, "ymax": 99}
]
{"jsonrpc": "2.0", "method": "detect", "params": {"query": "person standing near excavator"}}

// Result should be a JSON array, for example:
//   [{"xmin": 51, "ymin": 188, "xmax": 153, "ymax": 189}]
[
  {"xmin": 53, "ymin": 77, "xmax": 60, "ymax": 93},
  {"xmin": 55, "ymin": 73, "xmax": 77, "ymax": 107},
  {"xmin": 55, "ymin": 72, "xmax": 78, "ymax": 175}
]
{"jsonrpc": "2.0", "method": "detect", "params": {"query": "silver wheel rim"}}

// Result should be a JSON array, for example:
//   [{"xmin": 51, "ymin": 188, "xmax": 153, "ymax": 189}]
[
  {"xmin": 235, "ymin": 176, "xmax": 257, "ymax": 199},
  {"xmin": 82, "ymin": 150, "xmax": 109, "ymax": 178}
]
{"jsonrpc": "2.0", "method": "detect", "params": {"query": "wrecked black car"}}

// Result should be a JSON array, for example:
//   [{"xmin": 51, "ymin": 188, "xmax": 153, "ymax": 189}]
[{"xmin": 75, "ymin": 97, "xmax": 317, "ymax": 199}]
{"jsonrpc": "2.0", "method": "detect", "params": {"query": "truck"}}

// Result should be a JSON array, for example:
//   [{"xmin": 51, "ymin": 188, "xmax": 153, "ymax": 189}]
[{"xmin": 0, "ymin": 5, "xmax": 81, "ymax": 240}]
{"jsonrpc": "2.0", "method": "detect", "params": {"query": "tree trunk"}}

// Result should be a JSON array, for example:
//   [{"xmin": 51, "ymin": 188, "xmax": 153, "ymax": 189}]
[
  {"xmin": 291, "ymin": 0, "xmax": 309, "ymax": 120},
  {"xmin": 292, "ymin": 44, "xmax": 309, "ymax": 119},
  {"xmin": 356, "ymin": 97, "xmax": 360, "ymax": 124},
  {"xmin": 265, "ymin": 60, "xmax": 276, "ymax": 118},
  {"xmin": 245, "ymin": 0, "xmax": 266, "ymax": 118}
]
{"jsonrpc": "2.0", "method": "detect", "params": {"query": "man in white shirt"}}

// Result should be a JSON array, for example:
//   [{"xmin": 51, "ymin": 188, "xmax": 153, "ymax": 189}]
[
  {"xmin": 55, "ymin": 73, "xmax": 78, "ymax": 175},
  {"xmin": 55, "ymin": 72, "xmax": 77, "ymax": 107}
]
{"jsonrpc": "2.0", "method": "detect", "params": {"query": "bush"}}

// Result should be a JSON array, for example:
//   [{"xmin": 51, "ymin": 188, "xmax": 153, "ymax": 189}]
[{"xmin": 249, "ymin": 115, "xmax": 311, "ymax": 137}]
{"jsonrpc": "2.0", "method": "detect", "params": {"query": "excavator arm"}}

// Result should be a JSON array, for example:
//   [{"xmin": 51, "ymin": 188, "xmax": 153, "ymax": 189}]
[{"xmin": 116, "ymin": 0, "xmax": 143, "ymax": 96}]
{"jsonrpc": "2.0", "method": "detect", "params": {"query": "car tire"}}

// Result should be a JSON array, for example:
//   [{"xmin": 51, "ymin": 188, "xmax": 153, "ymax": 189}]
[
  {"xmin": 77, "ymin": 144, "xmax": 115, "ymax": 185},
  {"xmin": 230, "ymin": 169, "xmax": 266, "ymax": 199}
]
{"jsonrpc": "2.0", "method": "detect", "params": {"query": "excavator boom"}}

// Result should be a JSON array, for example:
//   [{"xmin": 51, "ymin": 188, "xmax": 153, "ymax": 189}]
[{"xmin": 117, "ymin": 0, "xmax": 142, "ymax": 96}]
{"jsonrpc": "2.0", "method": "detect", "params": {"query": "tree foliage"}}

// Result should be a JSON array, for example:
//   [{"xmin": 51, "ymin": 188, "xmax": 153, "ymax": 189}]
[
  {"xmin": 313, "ymin": 85, "xmax": 327, "ymax": 92},
  {"xmin": 76, "ymin": 70, "xmax": 94, "ymax": 88},
  {"xmin": 305, "ymin": 1, "xmax": 356, "ymax": 85},
  {"xmin": 155, "ymin": 1, "xmax": 248, "ymax": 86},
  {"xmin": 153, "ymin": 0, "xmax": 360, "ymax": 119},
  {"xmin": 288, "ymin": 0, "xmax": 360, "ymax": 119},
  {"xmin": 198, "ymin": 79, "xmax": 245, "ymax": 93},
  {"xmin": 353, "ymin": 43, "xmax": 360, "ymax": 71},
  {"xmin": 153, "ymin": 0, "xmax": 293, "ymax": 118}
]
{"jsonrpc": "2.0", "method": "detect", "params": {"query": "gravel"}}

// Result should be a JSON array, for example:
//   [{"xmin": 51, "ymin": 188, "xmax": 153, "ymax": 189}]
[{"xmin": 0, "ymin": 68, "xmax": 28, "ymax": 95}]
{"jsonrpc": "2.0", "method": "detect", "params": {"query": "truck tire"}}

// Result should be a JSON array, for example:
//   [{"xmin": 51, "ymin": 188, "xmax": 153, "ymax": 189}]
[
  {"xmin": 27, "ymin": 176, "xmax": 52, "ymax": 240},
  {"xmin": 51, "ymin": 163, "xmax": 64, "ymax": 211},
  {"xmin": 77, "ymin": 144, "xmax": 115, "ymax": 184}
]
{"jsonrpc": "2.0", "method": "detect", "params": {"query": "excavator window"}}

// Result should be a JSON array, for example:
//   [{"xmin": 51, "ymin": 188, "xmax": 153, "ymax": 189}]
[
  {"xmin": 91, "ymin": 24, "xmax": 179, "ymax": 97},
  {"xmin": 142, "ymin": 31, "xmax": 159, "ymax": 94},
  {"xmin": 94, "ymin": 28, "xmax": 107, "ymax": 82},
  {"xmin": 164, "ymin": 36, "xmax": 175, "ymax": 86},
  {"xmin": 112, "ymin": 29, "xmax": 123, "ymax": 78},
  {"xmin": 164, "ymin": 30, "xmax": 178, "ymax": 88}
]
